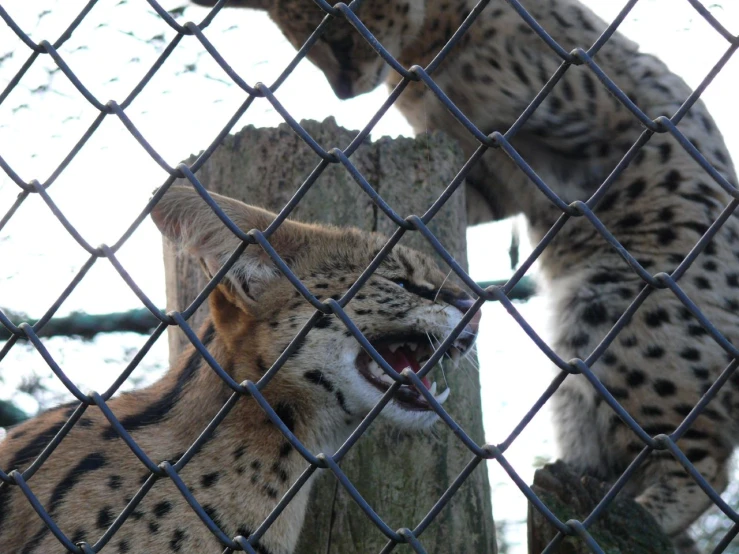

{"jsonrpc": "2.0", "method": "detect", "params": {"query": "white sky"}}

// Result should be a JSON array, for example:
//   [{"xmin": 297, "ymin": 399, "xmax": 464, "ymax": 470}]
[{"xmin": 0, "ymin": 1, "xmax": 737, "ymax": 551}]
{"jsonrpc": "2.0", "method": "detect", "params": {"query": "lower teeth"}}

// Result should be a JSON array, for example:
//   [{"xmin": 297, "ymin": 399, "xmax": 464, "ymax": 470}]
[{"xmin": 435, "ymin": 387, "xmax": 451, "ymax": 405}]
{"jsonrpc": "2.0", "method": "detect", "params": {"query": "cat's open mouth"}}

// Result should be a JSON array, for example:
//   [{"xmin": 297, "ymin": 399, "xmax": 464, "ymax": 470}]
[{"xmin": 355, "ymin": 334, "xmax": 460, "ymax": 411}]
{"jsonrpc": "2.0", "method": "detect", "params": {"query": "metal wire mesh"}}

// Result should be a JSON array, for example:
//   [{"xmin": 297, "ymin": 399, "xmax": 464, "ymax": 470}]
[{"xmin": 0, "ymin": 0, "xmax": 738, "ymax": 552}]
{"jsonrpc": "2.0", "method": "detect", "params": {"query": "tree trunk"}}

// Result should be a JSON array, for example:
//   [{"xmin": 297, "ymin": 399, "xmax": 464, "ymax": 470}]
[
  {"xmin": 528, "ymin": 461, "xmax": 672, "ymax": 553},
  {"xmin": 162, "ymin": 117, "xmax": 496, "ymax": 553}
]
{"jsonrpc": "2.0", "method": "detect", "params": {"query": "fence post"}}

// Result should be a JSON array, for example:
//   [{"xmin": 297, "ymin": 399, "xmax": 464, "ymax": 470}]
[{"xmin": 162, "ymin": 117, "xmax": 496, "ymax": 552}]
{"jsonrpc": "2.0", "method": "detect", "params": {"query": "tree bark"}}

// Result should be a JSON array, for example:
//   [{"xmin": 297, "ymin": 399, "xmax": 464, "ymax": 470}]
[
  {"xmin": 163, "ymin": 117, "xmax": 496, "ymax": 553},
  {"xmin": 528, "ymin": 461, "xmax": 673, "ymax": 553}
]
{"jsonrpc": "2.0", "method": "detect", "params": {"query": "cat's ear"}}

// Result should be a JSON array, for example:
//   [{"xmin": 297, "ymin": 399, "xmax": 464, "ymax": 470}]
[
  {"xmin": 191, "ymin": 0, "xmax": 271, "ymax": 11},
  {"xmin": 151, "ymin": 185, "xmax": 316, "ymax": 304}
]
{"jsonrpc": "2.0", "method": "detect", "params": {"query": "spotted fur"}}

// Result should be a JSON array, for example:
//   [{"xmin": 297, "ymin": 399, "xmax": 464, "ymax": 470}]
[
  {"xmin": 196, "ymin": 0, "xmax": 739, "ymax": 550},
  {"xmin": 0, "ymin": 186, "xmax": 478, "ymax": 553}
]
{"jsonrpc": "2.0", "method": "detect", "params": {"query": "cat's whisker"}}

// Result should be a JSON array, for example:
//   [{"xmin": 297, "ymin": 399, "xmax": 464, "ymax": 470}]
[{"xmin": 433, "ymin": 269, "xmax": 454, "ymax": 304}]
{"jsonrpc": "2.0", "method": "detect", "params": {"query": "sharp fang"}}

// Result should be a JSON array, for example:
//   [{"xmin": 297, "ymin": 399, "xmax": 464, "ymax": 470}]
[
  {"xmin": 429, "ymin": 381, "xmax": 437, "ymax": 396},
  {"xmin": 435, "ymin": 388, "xmax": 451, "ymax": 405},
  {"xmin": 408, "ymin": 342, "xmax": 418, "ymax": 352},
  {"xmin": 450, "ymin": 348, "xmax": 461, "ymax": 365},
  {"xmin": 370, "ymin": 362, "xmax": 383, "ymax": 378},
  {"xmin": 388, "ymin": 343, "xmax": 400, "ymax": 353}
]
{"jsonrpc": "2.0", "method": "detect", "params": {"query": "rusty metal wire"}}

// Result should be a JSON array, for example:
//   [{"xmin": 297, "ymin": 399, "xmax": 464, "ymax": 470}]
[{"xmin": 0, "ymin": 0, "xmax": 738, "ymax": 553}]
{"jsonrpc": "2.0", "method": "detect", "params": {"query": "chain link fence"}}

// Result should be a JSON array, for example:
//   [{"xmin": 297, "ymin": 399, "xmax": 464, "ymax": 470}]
[{"xmin": 0, "ymin": 0, "xmax": 738, "ymax": 552}]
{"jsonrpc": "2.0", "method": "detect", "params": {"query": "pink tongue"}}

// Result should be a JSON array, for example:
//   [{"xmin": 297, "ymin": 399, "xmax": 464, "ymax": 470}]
[{"xmin": 381, "ymin": 347, "xmax": 431, "ymax": 390}]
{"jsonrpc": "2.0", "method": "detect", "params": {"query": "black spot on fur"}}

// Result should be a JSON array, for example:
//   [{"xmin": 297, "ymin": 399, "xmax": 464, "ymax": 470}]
[
  {"xmin": 642, "ymin": 406, "xmax": 664, "ymax": 417},
  {"xmin": 314, "ymin": 316, "xmax": 333, "ymax": 329},
  {"xmin": 627, "ymin": 370, "xmax": 646, "ymax": 387},
  {"xmin": 680, "ymin": 192, "xmax": 718, "ymax": 209},
  {"xmin": 659, "ymin": 170, "xmax": 682, "ymax": 192},
  {"xmin": 201, "ymin": 472, "xmax": 220, "ymax": 488},
  {"xmin": 97, "ymin": 507, "xmax": 114, "ymax": 529},
  {"xmin": 601, "ymin": 352, "xmax": 618, "ymax": 366},
  {"xmin": 148, "ymin": 521, "xmax": 160, "ymax": 534},
  {"xmin": 656, "ymin": 228, "xmax": 677, "ymax": 246},
  {"xmin": 703, "ymin": 407, "xmax": 725, "ymax": 422},
  {"xmin": 569, "ymin": 332, "xmax": 590, "ymax": 348},
  {"xmin": 108, "ymin": 475, "xmax": 122, "ymax": 490},
  {"xmin": 643, "ymin": 423, "xmax": 674, "ymax": 436},
  {"xmin": 685, "ymin": 448, "xmax": 709, "ymax": 463},
  {"xmin": 589, "ymin": 272, "xmax": 620, "ymax": 285},
  {"xmin": 626, "ymin": 178, "xmax": 646, "ymax": 199},
  {"xmin": 727, "ymin": 274, "xmax": 739, "ymax": 288},
  {"xmin": 581, "ymin": 302, "xmax": 608, "ymax": 325},
  {"xmin": 607, "ymin": 386, "xmax": 629, "ymax": 400},
  {"xmin": 617, "ymin": 213, "xmax": 644, "ymax": 228},
  {"xmin": 658, "ymin": 206, "xmax": 675, "ymax": 222},
  {"xmin": 693, "ymin": 276, "xmax": 712, "ymax": 290},
  {"xmin": 683, "ymin": 428, "xmax": 710, "ymax": 440},
  {"xmin": 118, "ymin": 539, "xmax": 130, "ymax": 553},
  {"xmin": 692, "ymin": 367, "xmax": 710, "ymax": 380},
  {"xmin": 687, "ymin": 324, "xmax": 707, "ymax": 337},
  {"xmin": 251, "ymin": 460, "xmax": 262, "ymax": 471},
  {"xmin": 170, "ymin": 529, "xmax": 186, "ymax": 552},
  {"xmin": 680, "ymin": 348, "xmax": 701, "ymax": 361},
  {"xmin": 304, "ymin": 370, "xmax": 334, "ymax": 392},
  {"xmin": 597, "ymin": 190, "xmax": 620, "ymax": 212},
  {"xmin": 654, "ymin": 379, "xmax": 677, "ymax": 397},
  {"xmin": 511, "ymin": 62, "xmax": 530, "ymax": 86},
  {"xmin": 234, "ymin": 445, "xmax": 246, "ymax": 461},
  {"xmin": 256, "ymin": 356, "xmax": 269, "ymax": 374},
  {"xmin": 273, "ymin": 402, "xmax": 296, "ymax": 433},
  {"xmin": 658, "ymin": 142, "xmax": 672, "ymax": 163},
  {"xmin": 620, "ymin": 335, "xmax": 638, "ymax": 348},
  {"xmin": 279, "ymin": 442, "xmax": 292, "ymax": 458},
  {"xmin": 154, "ymin": 501, "xmax": 172, "ymax": 518},
  {"xmin": 271, "ymin": 462, "xmax": 289, "ymax": 483},
  {"xmin": 644, "ymin": 345, "xmax": 665, "ymax": 358},
  {"xmin": 335, "ymin": 390, "xmax": 352, "ymax": 415},
  {"xmin": 644, "ymin": 308, "xmax": 670, "ymax": 327}
]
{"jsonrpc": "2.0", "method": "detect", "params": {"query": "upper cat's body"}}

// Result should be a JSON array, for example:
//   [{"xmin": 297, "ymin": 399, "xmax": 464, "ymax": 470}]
[
  {"xmin": 193, "ymin": 0, "xmax": 739, "ymax": 550},
  {"xmin": 0, "ymin": 186, "xmax": 477, "ymax": 553}
]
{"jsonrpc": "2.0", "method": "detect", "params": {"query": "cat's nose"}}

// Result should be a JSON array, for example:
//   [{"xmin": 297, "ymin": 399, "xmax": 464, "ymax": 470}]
[{"xmin": 452, "ymin": 298, "xmax": 482, "ymax": 334}]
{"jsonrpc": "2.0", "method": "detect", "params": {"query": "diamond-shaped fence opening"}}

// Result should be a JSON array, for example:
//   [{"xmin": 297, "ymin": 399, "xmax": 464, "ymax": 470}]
[{"xmin": 0, "ymin": 0, "xmax": 738, "ymax": 552}]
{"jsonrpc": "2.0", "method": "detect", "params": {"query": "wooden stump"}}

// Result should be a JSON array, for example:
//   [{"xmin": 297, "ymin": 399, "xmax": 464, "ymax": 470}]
[{"xmin": 162, "ymin": 117, "xmax": 497, "ymax": 553}]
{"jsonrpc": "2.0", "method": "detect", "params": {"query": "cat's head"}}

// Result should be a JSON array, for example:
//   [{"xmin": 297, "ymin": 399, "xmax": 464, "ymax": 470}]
[
  {"xmin": 152, "ymin": 185, "xmax": 478, "ymax": 430},
  {"xmin": 192, "ymin": 0, "xmax": 425, "ymax": 98}
]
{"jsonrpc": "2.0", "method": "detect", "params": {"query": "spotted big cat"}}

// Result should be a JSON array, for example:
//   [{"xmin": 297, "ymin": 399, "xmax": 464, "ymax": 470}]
[
  {"xmin": 0, "ymin": 185, "xmax": 480, "ymax": 554},
  {"xmin": 191, "ymin": 0, "xmax": 739, "ymax": 550}
]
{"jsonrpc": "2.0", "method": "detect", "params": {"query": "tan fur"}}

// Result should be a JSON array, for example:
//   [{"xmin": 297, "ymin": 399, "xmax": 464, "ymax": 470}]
[
  {"xmin": 195, "ymin": 0, "xmax": 739, "ymax": 550},
  {"xmin": 0, "ymin": 186, "xmax": 478, "ymax": 554}
]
